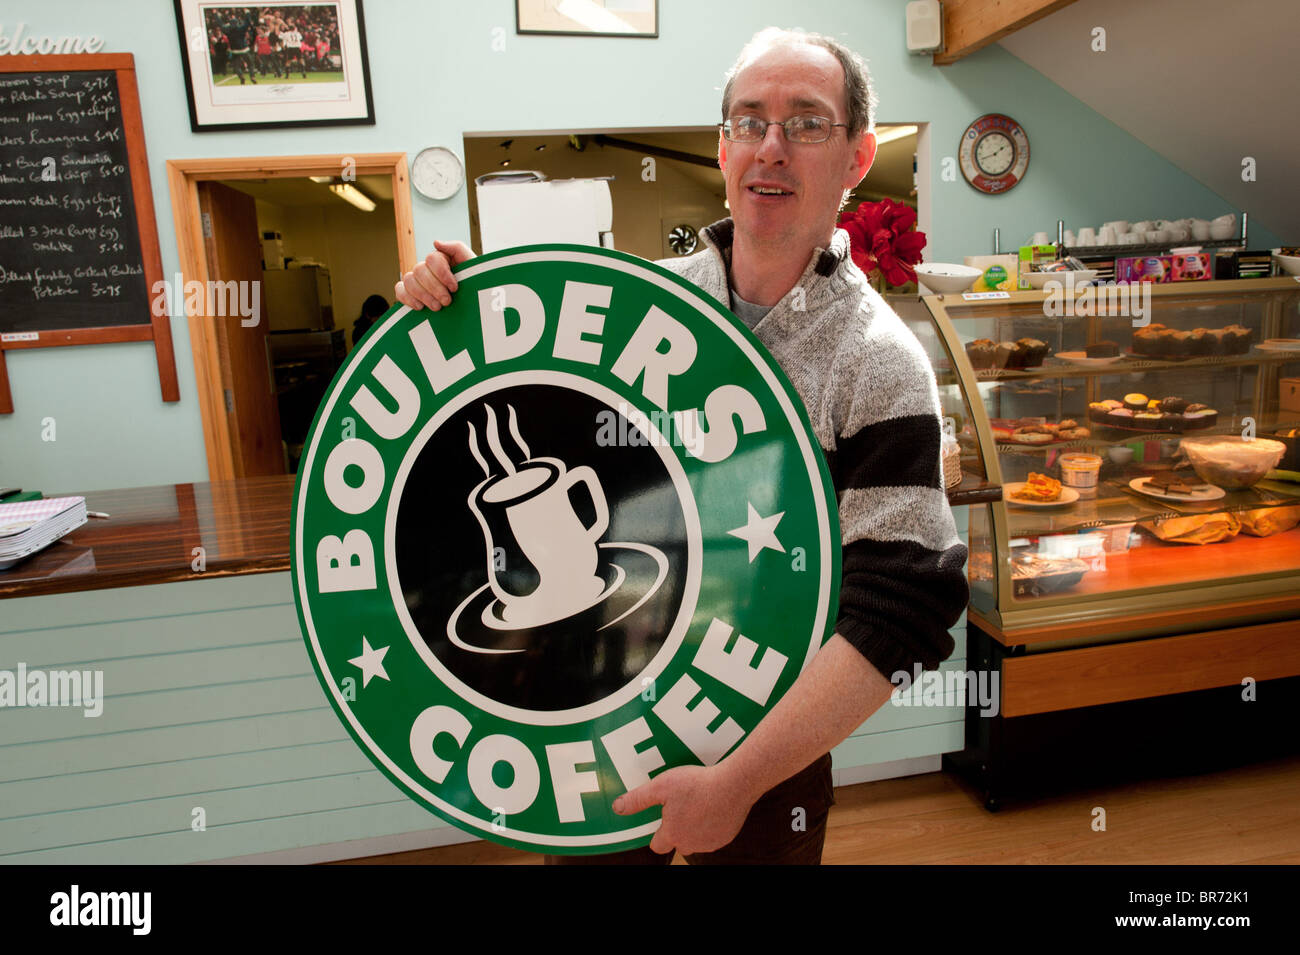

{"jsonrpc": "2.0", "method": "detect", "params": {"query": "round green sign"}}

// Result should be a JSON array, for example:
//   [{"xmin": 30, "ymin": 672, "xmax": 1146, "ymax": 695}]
[{"xmin": 291, "ymin": 245, "xmax": 840, "ymax": 854}]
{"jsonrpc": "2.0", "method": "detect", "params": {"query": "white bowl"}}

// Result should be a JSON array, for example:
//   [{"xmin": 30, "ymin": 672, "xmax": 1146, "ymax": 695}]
[
  {"xmin": 1191, "ymin": 222, "xmax": 1211, "ymax": 240},
  {"xmin": 1211, "ymin": 213, "xmax": 1236, "ymax": 227},
  {"xmin": 1209, "ymin": 221, "xmax": 1236, "ymax": 240},
  {"xmin": 1024, "ymin": 269, "xmax": 1098, "ymax": 289},
  {"xmin": 1131, "ymin": 221, "xmax": 1154, "ymax": 234},
  {"xmin": 1145, "ymin": 230, "xmax": 1170, "ymax": 244},
  {"xmin": 913, "ymin": 262, "xmax": 982, "ymax": 294},
  {"xmin": 1274, "ymin": 253, "xmax": 1300, "ymax": 276}
]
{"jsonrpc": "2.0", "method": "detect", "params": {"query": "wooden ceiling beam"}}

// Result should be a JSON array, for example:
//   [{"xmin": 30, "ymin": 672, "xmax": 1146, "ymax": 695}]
[{"xmin": 933, "ymin": 0, "xmax": 1080, "ymax": 66}]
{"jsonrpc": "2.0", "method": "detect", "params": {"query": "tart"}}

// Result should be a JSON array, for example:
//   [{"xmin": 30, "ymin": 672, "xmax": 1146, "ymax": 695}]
[{"xmin": 1124, "ymin": 393, "xmax": 1149, "ymax": 411}]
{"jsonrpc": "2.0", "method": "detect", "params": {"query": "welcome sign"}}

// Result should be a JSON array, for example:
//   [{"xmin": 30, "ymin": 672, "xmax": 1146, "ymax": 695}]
[{"xmin": 291, "ymin": 245, "xmax": 839, "ymax": 854}]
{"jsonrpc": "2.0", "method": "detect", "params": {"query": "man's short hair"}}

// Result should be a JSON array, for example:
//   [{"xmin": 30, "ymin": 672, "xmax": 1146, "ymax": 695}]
[{"xmin": 721, "ymin": 27, "xmax": 878, "ymax": 137}]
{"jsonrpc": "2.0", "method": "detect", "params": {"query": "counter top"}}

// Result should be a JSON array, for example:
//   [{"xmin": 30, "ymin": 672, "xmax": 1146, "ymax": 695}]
[
  {"xmin": 0, "ymin": 476, "xmax": 293, "ymax": 599},
  {"xmin": 0, "ymin": 473, "xmax": 995, "ymax": 599}
]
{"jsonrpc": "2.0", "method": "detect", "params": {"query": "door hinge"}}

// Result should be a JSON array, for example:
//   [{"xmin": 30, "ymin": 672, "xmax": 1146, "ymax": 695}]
[
  {"xmin": 224, "ymin": 388, "xmax": 234, "ymax": 413},
  {"xmin": 201, "ymin": 212, "xmax": 213, "ymax": 238}
]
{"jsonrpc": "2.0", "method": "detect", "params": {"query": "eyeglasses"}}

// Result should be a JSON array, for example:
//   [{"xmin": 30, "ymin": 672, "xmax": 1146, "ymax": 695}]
[{"xmin": 720, "ymin": 114, "xmax": 849, "ymax": 144}]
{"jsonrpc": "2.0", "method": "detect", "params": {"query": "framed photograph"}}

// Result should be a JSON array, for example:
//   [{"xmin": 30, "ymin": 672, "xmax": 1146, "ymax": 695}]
[
  {"xmin": 515, "ymin": 0, "xmax": 658, "ymax": 38},
  {"xmin": 174, "ymin": 0, "xmax": 374, "ymax": 131}
]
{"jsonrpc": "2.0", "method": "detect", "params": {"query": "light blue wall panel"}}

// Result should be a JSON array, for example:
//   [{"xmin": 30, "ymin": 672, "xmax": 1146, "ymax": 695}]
[
  {"xmin": 2, "ymin": 569, "xmax": 972, "ymax": 862},
  {"xmin": 0, "ymin": 1, "xmax": 1271, "ymax": 492}
]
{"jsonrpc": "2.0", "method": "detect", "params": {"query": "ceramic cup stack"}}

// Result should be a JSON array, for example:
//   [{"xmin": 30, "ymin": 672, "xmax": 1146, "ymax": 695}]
[{"xmin": 1050, "ymin": 213, "xmax": 1239, "ymax": 248}]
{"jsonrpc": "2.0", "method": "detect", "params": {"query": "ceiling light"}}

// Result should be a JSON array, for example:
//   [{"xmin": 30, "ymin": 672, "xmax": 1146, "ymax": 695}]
[
  {"xmin": 500, "ymin": 159, "xmax": 512, "ymax": 167},
  {"xmin": 874, "ymin": 124, "xmax": 919, "ymax": 146},
  {"xmin": 309, "ymin": 175, "xmax": 333, "ymax": 183},
  {"xmin": 328, "ymin": 182, "xmax": 376, "ymax": 212}
]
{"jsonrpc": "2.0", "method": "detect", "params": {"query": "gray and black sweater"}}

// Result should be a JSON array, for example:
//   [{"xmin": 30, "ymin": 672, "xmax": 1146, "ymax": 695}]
[{"xmin": 657, "ymin": 218, "xmax": 968, "ymax": 679}]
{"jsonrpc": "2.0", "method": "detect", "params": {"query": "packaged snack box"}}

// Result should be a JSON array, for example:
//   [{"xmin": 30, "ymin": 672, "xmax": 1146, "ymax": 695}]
[
  {"xmin": 964, "ymin": 253, "xmax": 1017, "ymax": 292},
  {"xmin": 1115, "ymin": 255, "xmax": 1172, "ymax": 283},
  {"xmin": 1018, "ymin": 244, "xmax": 1058, "ymax": 289}
]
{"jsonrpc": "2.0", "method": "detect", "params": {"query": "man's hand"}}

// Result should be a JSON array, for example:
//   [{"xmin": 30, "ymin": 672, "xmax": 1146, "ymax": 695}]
[
  {"xmin": 613, "ymin": 764, "xmax": 757, "ymax": 856},
  {"xmin": 394, "ymin": 240, "xmax": 475, "ymax": 311}
]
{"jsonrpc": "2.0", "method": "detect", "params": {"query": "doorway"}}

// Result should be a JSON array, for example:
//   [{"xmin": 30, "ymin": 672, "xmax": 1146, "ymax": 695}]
[
  {"xmin": 166, "ymin": 154, "xmax": 415, "ymax": 483},
  {"xmin": 462, "ymin": 124, "xmax": 924, "ymax": 264}
]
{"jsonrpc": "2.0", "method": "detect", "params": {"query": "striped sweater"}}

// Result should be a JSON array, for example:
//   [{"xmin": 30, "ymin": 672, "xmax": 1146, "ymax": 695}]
[{"xmin": 657, "ymin": 218, "xmax": 968, "ymax": 679}]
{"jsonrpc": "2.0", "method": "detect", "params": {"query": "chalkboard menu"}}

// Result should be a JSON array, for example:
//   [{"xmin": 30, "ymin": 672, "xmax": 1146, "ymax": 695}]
[
  {"xmin": 0, "ymin": 54, "xmax": 177, "ymax": 413},
  {"xmin": 0, "ymin": 70, "xmax": 149, "ymax": 331}
]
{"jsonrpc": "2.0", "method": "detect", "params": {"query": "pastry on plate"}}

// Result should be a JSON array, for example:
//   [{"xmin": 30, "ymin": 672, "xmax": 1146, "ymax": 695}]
[{"xmin": 1010, "ymin": 472, "xmax": 1062, "ymax": 502}]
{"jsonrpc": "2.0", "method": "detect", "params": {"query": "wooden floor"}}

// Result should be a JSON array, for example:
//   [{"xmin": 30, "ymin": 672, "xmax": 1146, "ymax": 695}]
[{"xmin": 332, "ymin": 753, "xmax": 1300, "ymax": 865}]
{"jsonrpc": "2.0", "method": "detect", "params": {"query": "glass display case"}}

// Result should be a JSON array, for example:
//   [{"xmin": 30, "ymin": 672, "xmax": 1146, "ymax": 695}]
[{"xmin": 909, "ymin": 278, "xmax": 1300, "ymax": 633}]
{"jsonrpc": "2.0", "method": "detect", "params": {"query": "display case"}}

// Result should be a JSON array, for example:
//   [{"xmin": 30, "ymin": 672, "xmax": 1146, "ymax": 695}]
[
  {"xmin": 900, "ymin": 278, "xmax": 1300, "ymax": 809},
  {"xmin": 908, "ymin": 278, "xmax": 1300, "ymax": 633}
]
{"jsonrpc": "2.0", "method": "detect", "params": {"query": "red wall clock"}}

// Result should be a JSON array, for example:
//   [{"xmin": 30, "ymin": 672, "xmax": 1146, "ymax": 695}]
[{"xmin": 959, "ymin": 113, "xmax": 1029, "ymax": 194}]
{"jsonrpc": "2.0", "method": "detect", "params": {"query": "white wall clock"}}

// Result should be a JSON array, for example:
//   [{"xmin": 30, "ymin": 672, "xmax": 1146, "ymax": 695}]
[
  {"xmin": 412, "ymin": 146, "xmax": 465, "ymax": 200},
  {"xmin": 959, "ymin": 114, "xmax": 1029, "ymax": 195}
]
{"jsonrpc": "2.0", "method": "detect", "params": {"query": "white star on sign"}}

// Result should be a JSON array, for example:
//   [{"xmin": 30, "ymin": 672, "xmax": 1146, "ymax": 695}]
[
  {"xmin": 727, "ymin": 502, "xmax": 786, "ymax": 563},
  {"xmin": 349, "ymin": 636, "xmax": 390, "ymax": 688}
]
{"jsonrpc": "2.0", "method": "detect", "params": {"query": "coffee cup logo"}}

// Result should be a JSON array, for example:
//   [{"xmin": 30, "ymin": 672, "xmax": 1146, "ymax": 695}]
[
  {"xmin": 293, "ymin": 246, "xmax": 839, "ymax": 854},
  {"xmin": 466, "ymin": 403, "xmax": 612, "ymax": 629}
]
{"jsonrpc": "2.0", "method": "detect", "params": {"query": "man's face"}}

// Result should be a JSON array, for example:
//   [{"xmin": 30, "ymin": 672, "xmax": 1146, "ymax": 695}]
[{"xmin": 719, "ymin": 43, "xmax": 874, "ymax": 253}]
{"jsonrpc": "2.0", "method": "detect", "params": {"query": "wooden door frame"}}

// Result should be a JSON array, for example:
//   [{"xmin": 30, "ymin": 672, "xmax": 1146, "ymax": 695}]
[{"xmin": 166, "ymin": 153, "xmax": 415, "ymax": 483}]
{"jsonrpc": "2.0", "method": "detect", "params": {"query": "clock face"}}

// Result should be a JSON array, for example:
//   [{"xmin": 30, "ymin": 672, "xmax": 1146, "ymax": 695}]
[
  {"xmin": 975, "ymin": 131, "xmax": 1014, "ymax": 176},
  {"xmin": 959, "ymin": 114, "xmax": 1029, "ymax": 194},
  {"xmin": 412, "ymin": 147, "xmax": 464, "ymax": 200}
]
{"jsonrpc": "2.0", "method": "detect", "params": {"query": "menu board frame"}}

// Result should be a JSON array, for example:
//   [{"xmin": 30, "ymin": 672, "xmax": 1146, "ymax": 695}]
[{"xmin": 0, "ymin": 54, "xmax": 178, "ymax": 414}]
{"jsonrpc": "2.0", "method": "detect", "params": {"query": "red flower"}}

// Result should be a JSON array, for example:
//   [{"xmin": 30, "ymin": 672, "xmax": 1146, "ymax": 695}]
[{"xmin": 837, "ymin": 198, "xmax": 927, "ymax": 288}]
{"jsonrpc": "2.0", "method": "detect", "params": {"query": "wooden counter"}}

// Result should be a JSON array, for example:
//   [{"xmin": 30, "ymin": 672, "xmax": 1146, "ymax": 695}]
[
  {"xmin": 0, "ymin": 475, "xmax": 992, "ymax": 600},
  {"xmin": 0, "ymin": 476, "xmax": 293, "ymax": 599}
]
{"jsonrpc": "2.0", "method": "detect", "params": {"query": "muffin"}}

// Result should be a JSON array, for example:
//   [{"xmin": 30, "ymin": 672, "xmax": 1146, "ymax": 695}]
[
  {"xmin": 1224, "ymin": 324, "xmax": 1253, "ymax": 354},
  {"xmin": 1016, "ymin": 337, "xmax": 1048, "ymax": 368},
  {"xmin": 1159, "ymin": 396, "xmax": 1189, "ymax": 414},
  {"xmin": 1132, "ymin": 327, "xmax": 1161, "ymax": 355},
  {"xmin": 995, "ymin": 340, "xmax": 1017, "ymax": 368},
  {"xmin": 1168, "ymin": 330, "xmax": 1194, "ymax": 357},
  {"xmin": 966, "ymin": 338, "xmax": 996, "ymax": 369}
]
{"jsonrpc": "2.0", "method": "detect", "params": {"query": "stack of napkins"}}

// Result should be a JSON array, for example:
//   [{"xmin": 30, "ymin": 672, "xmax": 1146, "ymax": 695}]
[{"xmin": 0, "ymin": 497, "xmax": 88, "ymax": 570}]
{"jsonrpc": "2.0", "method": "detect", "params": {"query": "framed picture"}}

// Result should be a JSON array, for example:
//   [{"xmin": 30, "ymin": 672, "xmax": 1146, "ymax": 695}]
[
  {"xmin": 515, "ymin": 0, "xmax": 658, "ymax": 38},
  {"xmin": 173, "ymin": 0, "xmax": 374, "ymax": 131}
]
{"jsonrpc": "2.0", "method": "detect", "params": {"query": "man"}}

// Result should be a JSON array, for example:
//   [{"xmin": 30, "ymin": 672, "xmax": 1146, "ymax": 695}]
[
  {"xmin": 223, "ymin": 14, "xmax": 256, "ymax": 85},
  {"xmin": 279, "ymin": 17, "xmax": 308, "ymax": 79},
  {"xmin": 395, "ymin": 28, "xmax": 968, "ymax": 864}
]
